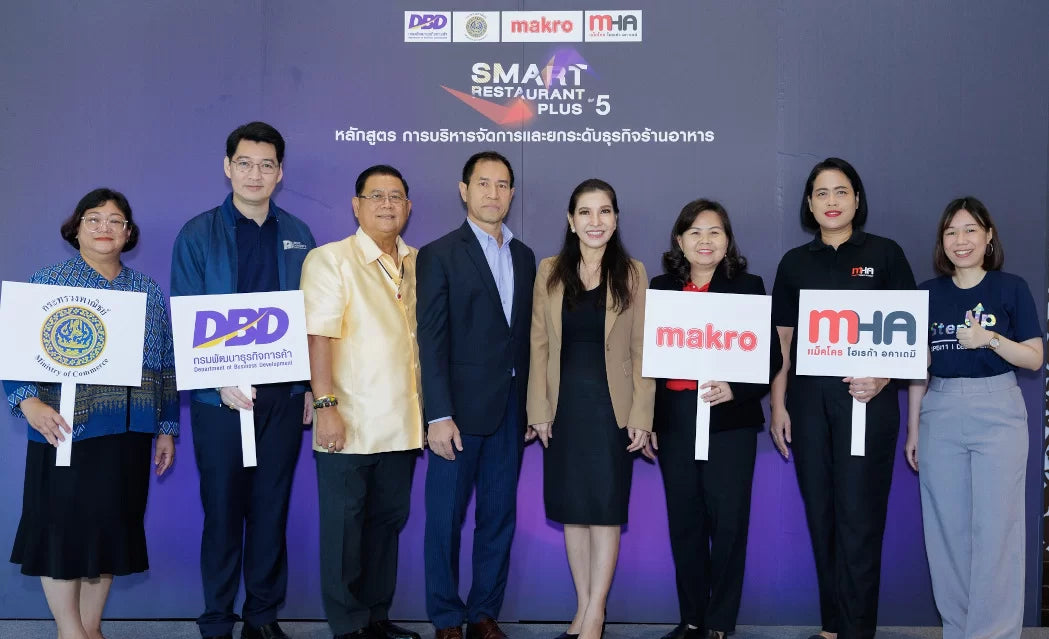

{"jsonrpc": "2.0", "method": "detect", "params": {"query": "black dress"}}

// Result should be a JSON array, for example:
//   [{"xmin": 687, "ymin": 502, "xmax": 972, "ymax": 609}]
[{"xmin": 543, "ymin": 284, "xmax": 633, "ymax": 525}]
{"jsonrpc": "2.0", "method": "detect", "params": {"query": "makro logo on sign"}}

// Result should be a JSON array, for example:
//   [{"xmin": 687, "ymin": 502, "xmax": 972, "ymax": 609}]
[
  {"xmin": 405, "ymin": 11, "xmax": 451, "ymax": 42},
  {"xmin": 502, "ymin": 11, "xmax": 582, "ymax": 42},
  {"xmin": 806, "ymin": 309, "xmax": 918, "ymax": 358},
  {"xmin": 584, "ymin": 10, "xmax": 643, "ymax": 42},
  {"xmin": 655, "ymin": 324, "xmax": 758, "ymax": 352},
  {"xmin": 193, "ymin": 308, "xmax": 289, "ymax": 348}
]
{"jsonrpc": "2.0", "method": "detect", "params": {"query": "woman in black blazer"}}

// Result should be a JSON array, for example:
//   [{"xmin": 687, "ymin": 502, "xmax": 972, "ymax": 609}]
[{"xmin": 648, "ymin": 200, "xmax": 780, "ymax": 639}]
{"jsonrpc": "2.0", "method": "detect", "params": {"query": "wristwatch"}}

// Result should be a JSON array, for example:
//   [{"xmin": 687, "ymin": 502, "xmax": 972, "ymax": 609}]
[{"xmin": 988, "ymin": 332, "xmax": 1001, "ymax": 350}]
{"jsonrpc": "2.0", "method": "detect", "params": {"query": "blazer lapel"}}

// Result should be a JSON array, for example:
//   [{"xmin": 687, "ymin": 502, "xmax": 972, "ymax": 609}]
[
  {"xmin": 509, "ymin": 239, "xmax": 530, "ymax": 331},
  {"xmin": 458, "ymin": 222, "xmax": 504, "ymax": 317},
  {"xmin": 604, "ymin": 284, "xmax": 616, "ymax": 340},
  {"xmin": 550, "ymin": 281, "xmax": 563, "ymax": 341}
]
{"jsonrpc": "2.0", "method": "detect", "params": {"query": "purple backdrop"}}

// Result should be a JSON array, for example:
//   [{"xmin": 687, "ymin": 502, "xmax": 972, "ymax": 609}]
[{"xmin": 1, "ymin": 0, "xmax": 1046, "ymax": 627}]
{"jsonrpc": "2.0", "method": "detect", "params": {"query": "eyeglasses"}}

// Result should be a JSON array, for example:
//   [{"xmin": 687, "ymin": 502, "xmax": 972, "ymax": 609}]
[
  {"xmin": 81, "ymin": 215, "xmax": 130, "ymax": 232},
  {"xmin": 358, "ymin": 192, "xmax": 408, "ymax": 206},
  {"xmin": 231, "ymin": 159, "xmax": 279, "ymax": 175}
]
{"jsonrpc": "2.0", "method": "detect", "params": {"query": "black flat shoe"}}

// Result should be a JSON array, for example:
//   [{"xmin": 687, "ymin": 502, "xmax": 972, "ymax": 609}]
[
  {"xmin": 370, "ymin": 621, "xmax": 421, "ymax": 639},
  {"xmin": 554, "ymin": 633, "xmax": 579, "ymax": 639},
  {"xmin": 659, "ymin": 624, "xmax": 704, "ymax": 639},
  {"xmin": 242, "ymin": 621, "xmax": 290, "ymax": 639}
]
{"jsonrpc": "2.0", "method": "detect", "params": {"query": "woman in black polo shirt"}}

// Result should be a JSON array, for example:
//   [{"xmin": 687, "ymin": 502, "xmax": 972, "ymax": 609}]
[{"xmin": 769, "ymin": 158, "xmax": 915, "ymax": 639}]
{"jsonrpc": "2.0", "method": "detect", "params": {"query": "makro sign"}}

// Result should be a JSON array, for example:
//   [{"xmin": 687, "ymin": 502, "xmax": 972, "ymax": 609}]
[
  {"xmin": 642, "ymin": 290, "xmax": 771, "ymax": 384},
  {"xmin": 795, "ymin": 289, "xmax": 928, "ymax": 379},
  {"xmin": 170, "ymin": 291, "xmax": 310, "ymax": 389}
]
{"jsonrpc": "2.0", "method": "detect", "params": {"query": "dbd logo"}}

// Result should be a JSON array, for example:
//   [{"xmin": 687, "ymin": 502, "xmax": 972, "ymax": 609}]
[
  {"xmin": 409, "ymin": 13, "xmax": 447, "ymax": 30},
  {"xmin": 193, "ymin": 308, "xmax": 289, "ymax": 348},
  {"xmin": 808, "ymin": 309, "xmax": 916, "ymax": 345}
]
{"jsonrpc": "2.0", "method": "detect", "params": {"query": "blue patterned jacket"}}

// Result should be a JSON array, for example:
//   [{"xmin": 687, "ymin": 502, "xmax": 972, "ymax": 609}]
[{"xmin": 4, "ymin": 255, "xmax": 180, "ymax": 442}]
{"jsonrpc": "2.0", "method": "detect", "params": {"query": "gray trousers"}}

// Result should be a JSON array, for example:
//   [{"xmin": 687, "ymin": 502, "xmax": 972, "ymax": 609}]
[{"xmin": 918, "ymin": 372, "xmax": 1027, "ymax": 639}]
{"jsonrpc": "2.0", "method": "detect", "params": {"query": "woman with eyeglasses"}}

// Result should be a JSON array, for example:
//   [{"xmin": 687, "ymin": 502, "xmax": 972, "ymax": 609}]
[
  {"xmin": 769, "ymin": 158, "xmax": 915, "ymax": 639},
  {"xmin": 906, "ymin": 197, "xmax": 1041, "ymax": 639},
  {"xmin": 3, "ymin": 188, "xmax": 178, "ymax": 639},
  {"xmin": 527, "ymin": 178, "xmax": 653, "ymax": 639},
  {"xmin": 647, "ymin": 199, "xmax": 780, "ymax": 639}
]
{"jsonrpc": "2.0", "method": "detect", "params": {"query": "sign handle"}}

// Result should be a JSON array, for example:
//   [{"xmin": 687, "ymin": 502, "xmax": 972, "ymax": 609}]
[
  {"xmin": 239, "ymin": 382, "xmax": 257, "ymax": 467},
  {"xmin": 694, "ymin": 388, "xmax": 711, "ymax": 461},
  {"xmin": 850, "ymin": 397, "xmax": 866, "ymax": 456},
  {"xmin": 56, "ymin": 382, "xmax": 75, "ymax": 467}
]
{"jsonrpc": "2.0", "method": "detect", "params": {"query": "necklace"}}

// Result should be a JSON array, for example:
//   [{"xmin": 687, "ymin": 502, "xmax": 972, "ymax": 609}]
[{"xmin": 376, "ymin": 257, "xmax": 404, "ymax": 300}]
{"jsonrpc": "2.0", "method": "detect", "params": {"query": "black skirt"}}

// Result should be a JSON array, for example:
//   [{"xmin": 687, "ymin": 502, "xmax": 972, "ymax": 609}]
[{"xmin": 11, "ymin": 432, "xmax": 153, "ymax": 579}]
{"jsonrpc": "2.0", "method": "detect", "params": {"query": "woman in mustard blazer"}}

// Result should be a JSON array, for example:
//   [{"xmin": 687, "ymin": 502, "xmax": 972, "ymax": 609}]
[{"xmin": 527, "ymin": 178, "xmax": 654, "ymax": 639}]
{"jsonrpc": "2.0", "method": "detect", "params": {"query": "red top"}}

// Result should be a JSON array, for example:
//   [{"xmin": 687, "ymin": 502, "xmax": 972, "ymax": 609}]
[{"xmin": 666, "ymin": 281, "xmax": 709, "ymax": 391}]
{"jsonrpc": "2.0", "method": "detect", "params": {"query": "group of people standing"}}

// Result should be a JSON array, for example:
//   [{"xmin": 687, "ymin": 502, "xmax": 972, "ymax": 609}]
[{"xmin": 3, "ymin": 121, "xmax": 1042, "ymax": 639}]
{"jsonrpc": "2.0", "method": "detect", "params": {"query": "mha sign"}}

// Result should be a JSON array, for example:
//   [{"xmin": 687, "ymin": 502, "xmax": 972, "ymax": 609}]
[
  {"xmin": 585, "ymin": 10, "xmax": 643, "ymax": 41},
  {"xmin": 795, "ymin": 289, "xmax": 928, "ymax": 379}
]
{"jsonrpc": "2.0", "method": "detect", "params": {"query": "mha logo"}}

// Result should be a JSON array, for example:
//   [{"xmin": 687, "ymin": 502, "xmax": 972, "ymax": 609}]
[
  {"xmin": 193, "ymin": 308, "xmax": 289, "ymax": 348},
  {"xmin": 807, "ymin": 308, "xmax": 918, "ymax": 358},
  {"xmin": 851, "ymin": 266, "xmax": 874, "ymax": 278},
  {"xmin": 585, "ymin": 10, "xmax": 643, "ymax": 41}
]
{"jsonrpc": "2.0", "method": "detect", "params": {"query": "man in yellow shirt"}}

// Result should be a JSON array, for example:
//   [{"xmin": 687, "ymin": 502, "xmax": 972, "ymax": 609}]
[{"xmin": 301, "ymin": 165, "xmax": 423, "ymax": 639}]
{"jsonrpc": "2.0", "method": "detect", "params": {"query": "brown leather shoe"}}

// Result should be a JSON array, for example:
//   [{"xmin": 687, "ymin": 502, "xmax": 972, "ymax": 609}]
[
  {"xmin": 436, "ymin": 626, "xmax": 464, "ymax": 639},
  {"xmin": 466, "ymin": 618, "xmax": 508, "ymax": 639}
]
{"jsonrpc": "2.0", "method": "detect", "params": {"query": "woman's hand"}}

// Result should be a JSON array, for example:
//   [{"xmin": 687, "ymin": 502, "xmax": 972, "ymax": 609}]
[
  {"xmin": 532, "ymin": 421, "xmax": 553, "ymax": 448},
  {"xmin": 904, "ymin": 427, "xmax": 919, "ymax": 472},
  {"xmin": 769, "ymin": 406, "xmax": 791, "ymax": 460},
  {"xmin": 641, "ymin": 432, "xmax": 658, "ymax": 461},
  {"xmin": 955, "ymin": 310, "xmax": 990, "ymax": 350},
  {"xmin": 699, "ymin": 380, "xmax": 734, "ymax": 406},
  {"xmin": 21, "ymin": 398, "xmax": 71, "ymax": 447},
  {"xmin": 843, "ymin": 377, "xmax": 889, "ymax": 403},
  {"xmin": 154, "ymin": 434, "xmax": 175, "ymax": 476},
  {"xmin": 218, "ymin": 386, "xmax": 256, "ymax": 410},
  {"xmin": 626, "ymin": 427, "xmax": 649, "ymax": 453}
]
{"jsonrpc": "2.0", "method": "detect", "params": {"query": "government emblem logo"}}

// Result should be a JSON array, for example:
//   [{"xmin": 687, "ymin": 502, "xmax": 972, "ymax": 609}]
[
  {"xmin": 41, "ymin": 306, "xmax": 106, "ymax": 367},
  {"xmin": 465, "ymin": 13, "xmax": 488, "ymax": 40}
]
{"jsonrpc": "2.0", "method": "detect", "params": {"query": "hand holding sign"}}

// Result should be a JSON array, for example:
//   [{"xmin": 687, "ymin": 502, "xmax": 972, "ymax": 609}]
[{"xmin": 170, "ymin": 291, "xmax": 310, "ymax": 468}]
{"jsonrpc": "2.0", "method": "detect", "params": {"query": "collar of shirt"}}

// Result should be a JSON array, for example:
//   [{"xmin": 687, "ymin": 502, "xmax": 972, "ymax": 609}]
[
  {"xmin": 355, "ymin": 227, "xmax": 410, "ymax": 264},
  {"xmin": 71, "ymin": 253, "xmax": 128, "ymax": 288},
  {"xmin": 808, "ymin": 228, "xmax": 867, "ymax": 251},
  {"xmin": 465, "ymin": 217, "xmax": 514, "ymax": 250},
  {"xmin": 220, "ymin": 192, "xmax": 279, "ymax": 227}
]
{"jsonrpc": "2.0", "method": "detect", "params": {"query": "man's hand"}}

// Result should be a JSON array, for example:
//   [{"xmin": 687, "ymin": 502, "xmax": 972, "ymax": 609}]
[
  {"xmin": 315, "ymin": 407, "xmax": 347, "ymax": 453},
  {"xmin": 427, "ymin": 418, "xmax": 463, "ymax": 461}
]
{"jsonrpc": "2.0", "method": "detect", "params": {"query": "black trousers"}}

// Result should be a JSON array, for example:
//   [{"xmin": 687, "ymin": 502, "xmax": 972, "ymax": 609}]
[
  {"xmin": 656, "ymin": 389, "xmax": 757, "ymax": 633},
  {"xmin": 316, "ymin": 449, "xmax": 417, "ymax": 636},
  {"xmin": 787, "ymin": 376, "xmax": 899, "ymax": 639},
  {"xmin": 191, "ymin": 388, "xmax": 304, "ymax": 638}
]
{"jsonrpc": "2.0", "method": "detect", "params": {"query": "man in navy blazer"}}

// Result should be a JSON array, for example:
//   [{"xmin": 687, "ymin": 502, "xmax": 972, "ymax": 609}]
[{"xmin": 417, "ymin": 151, "xmax": 536, "ymax": 639}]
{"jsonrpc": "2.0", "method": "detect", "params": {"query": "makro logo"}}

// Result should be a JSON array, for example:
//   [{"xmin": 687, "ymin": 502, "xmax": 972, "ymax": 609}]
[
  {"xmin": 405, "ymin": 11, "xmax": 451, "ymax": 42},
  {"xmin": 193, "ymin": 308, "xmax": 289, "ymax": 348},
  {"xmin": 655, "ymin": 324, "xmax": 758, "ymax": 351},
  {"xmin": 585, "ymin": 10, "xmax": 643, "ymax": 41},
  {"xmin": 502, "ymin": 11, "xmax": 582, "ymax": 42},
  {"xmin": 851, "ymin": 266, "xmax": 874, "ymax": 278},
  {"xmin": 808, "ymin": 309, "xmax": 917, "ymax": 346}
]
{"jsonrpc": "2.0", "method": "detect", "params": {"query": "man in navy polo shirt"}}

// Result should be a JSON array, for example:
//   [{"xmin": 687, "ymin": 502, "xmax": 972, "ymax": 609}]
[{"xmin": 171, "ymin": 121, "xmax": 316, "ymax": 639}]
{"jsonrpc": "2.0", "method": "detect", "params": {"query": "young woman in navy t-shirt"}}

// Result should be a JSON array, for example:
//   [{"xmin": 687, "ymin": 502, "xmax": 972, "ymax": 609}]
[{"xmin": 906, "ymin": 196, "xmax": 1042, "ymax": 639}]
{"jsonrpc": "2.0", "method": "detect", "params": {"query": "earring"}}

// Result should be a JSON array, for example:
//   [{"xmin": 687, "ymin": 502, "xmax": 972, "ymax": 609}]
[
  {"xmin": 570, "ymin": 226, "xmax": 576, "ymax": 234},
  {"xmin": 986, "ymin": 243, "xmax": 994, "ymax": 255}
]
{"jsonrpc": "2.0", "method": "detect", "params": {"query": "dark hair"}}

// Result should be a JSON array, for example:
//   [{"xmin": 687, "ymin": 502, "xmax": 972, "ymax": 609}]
[
  {"xmin": 355, "ymin": 164, "xmax": 409, "ymax": 197},
  {"xmin": 662, "ymin": 199, "xmax": 748, "ymax": 282},
  {"xmin": 547, "ymin": 179, "xmax": 638, "ymax": 313},
  {"xmin": 60, "ymin": 188, "xmax": 139, "ymax": 252},
  {"xmin": 932, "ymin": 196, "xmax": 1004, "ymax": 275},
  {"xmin": 226, "ymin": 121, "xmax": 285, "ymax": 164},
  {"xmin": 800, "ymin": 157, "xmax": 868, "ymax": 230},
  {"xmin": 461, "ymin": 150, "xmax": 514, "ymax": 188}
]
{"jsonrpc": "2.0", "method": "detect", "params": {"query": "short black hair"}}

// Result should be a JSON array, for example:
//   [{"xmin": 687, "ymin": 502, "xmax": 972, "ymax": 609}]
[
  {"xmin": 60, "ymin": 188, "xmax": 139, "ymax": 252},
  {"xmin": 932, "ymin": 196, "xmax": 1004, "ymax": 275},
  {"xmin": 355, "ymin": 164, "xmax": 409, "ymax": 197},
  {"xmin": 461, "ymin": 151, "xmax": 514, "ymax": 188},
  {"xmin": 799, "ymin": 157, "xmax": 868, "ymax": 230},
  {"xmin": 226, "ymin": 121, "xmax": 285, "ymax": 164}
]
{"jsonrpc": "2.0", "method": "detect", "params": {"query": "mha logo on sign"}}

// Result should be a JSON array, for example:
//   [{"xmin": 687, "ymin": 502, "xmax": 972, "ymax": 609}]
[
  {"xmin": 585, "ymin": 10, "xmax": 642, "ymax": 41},
  {"xmin": 405, "ymin": 11, "xmax": 451, "ymax": 42}
]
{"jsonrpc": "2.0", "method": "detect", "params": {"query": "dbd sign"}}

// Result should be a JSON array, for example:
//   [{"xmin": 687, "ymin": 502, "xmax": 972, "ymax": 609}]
[
  {"xmin": 796, "ymin": 289, "xmax": 928, "ymax": 379},
  {"xmin": 193, "ymin": 308, "xmax": 289, "ymax": 348}
]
